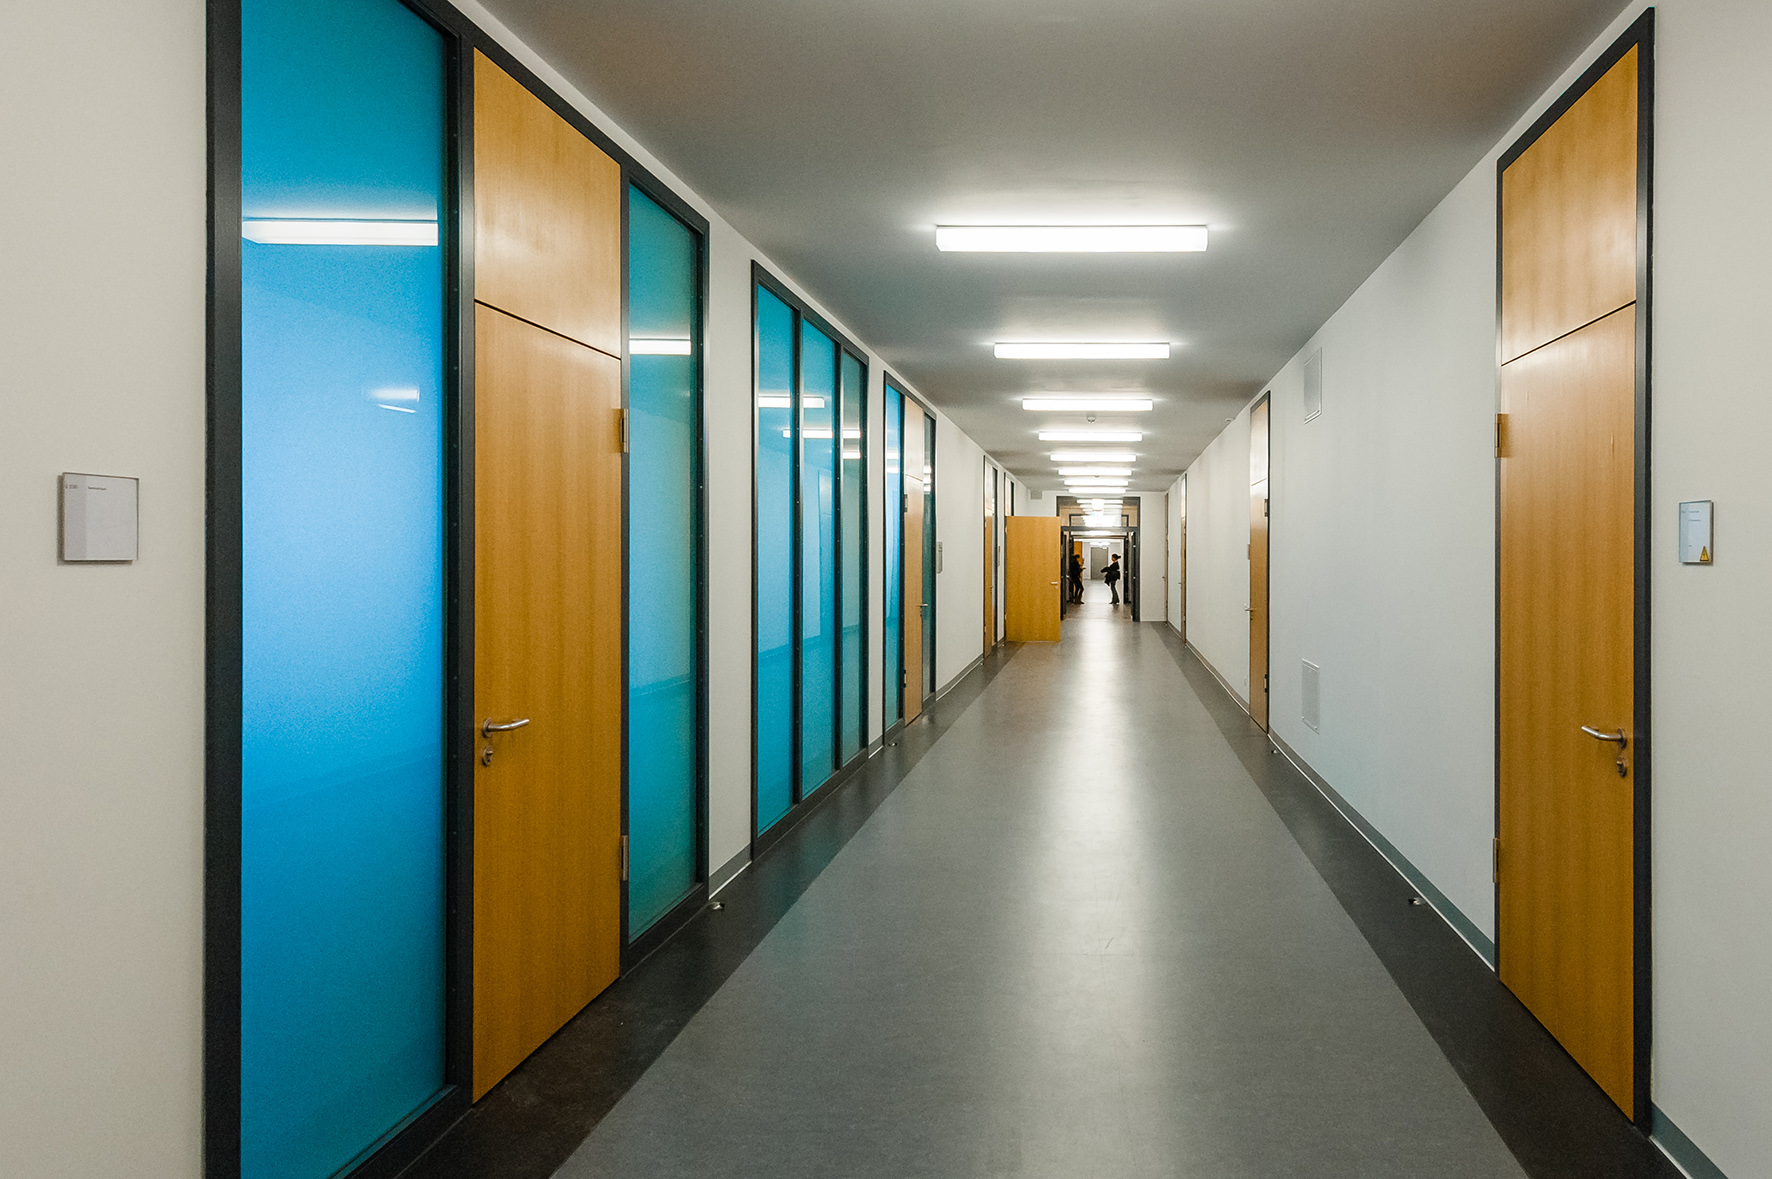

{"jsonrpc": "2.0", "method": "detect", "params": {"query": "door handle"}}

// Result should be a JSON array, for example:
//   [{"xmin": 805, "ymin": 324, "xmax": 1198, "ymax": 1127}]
[
  {"xmin": 1581, "ymin": 726, "xmax": 1629, "ymax": 778},
  {"xmin": 480, "ymin": 716, "xmax": 530, "ymax": 766}
]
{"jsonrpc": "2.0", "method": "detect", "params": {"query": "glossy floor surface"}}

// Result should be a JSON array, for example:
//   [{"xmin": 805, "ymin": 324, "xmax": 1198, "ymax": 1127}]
[{"xmin": 554, "ymin": 605, "xmax": 1527, "ymax": 1178}]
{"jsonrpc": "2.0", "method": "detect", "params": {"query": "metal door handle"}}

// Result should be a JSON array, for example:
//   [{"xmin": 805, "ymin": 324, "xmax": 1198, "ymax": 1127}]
[
  {"xmin": 1580, "ymin": 726, "xmax": 1627, "ymax": 746},
  {"xmin": 483, "ymin": 717, "xmax": 531, "ymax": 736}
]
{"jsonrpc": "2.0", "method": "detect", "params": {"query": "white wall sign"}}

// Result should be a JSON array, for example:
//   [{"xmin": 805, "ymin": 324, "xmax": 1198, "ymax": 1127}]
[
  {"xmin": 1678, "ymin": 500, "xmax": 1713, "ymax": 565},
  {"xmin": 61, "ymin": 473, "xmax": 139, "ymax": 562}
]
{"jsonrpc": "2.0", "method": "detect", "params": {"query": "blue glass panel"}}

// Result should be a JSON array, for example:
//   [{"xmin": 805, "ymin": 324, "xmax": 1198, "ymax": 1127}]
[
  {"xmin": 627, "ymin": 188, "xmax": 698, "ymax": 937},
  {"xmin": 799, "ymin": 324, "xmax": 838, "ymax": 794},
  {"xmin": 838, "ymin": 352, "xmax": 865, "ymax": 762},
  {"xmin": 239, "ymin": 0, "xmax": 445, "ymax": 1175},
  {"xmin": 883, "ymin": 386, "xmax": 902, "ymax": 728},
  {"xmin": 755, "ymin": 288, "xmax": 795, "ymax": 832}
]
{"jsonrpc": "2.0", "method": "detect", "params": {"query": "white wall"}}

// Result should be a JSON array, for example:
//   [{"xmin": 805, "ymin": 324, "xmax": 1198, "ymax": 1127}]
[
  {"xmin": 1166, "ymin": 476, "xmax": 1185, "ymax": 633},
  {"xmin": 1185, "ymin": 408, "xmax": 1252, "ymax": 702},
  {"xmin": 1647, "ymin": 2, "xmax": 1772, "ymax": 1172},
  {"xmin": 934, "ymin": 416, "xmax": 985, "ymax": 688},
  {"xmin": 1179, "ymin": 3, "xmax": 1772, "ymax": 1172},
  {"xmin": 0, "ymin": 1, "xmax": 206, "ymax": 1173},
  {"xmin": 1137, "ymin": 492, "xmax": 1167, "ymax": 623}
]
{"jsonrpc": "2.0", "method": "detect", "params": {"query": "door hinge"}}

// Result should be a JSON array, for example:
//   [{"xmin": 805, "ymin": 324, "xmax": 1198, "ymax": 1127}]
[
  {"xmin": 1264, "ymin": 498, "xmax": 1270, "ymax": 519},
  {"xmin": 1492, "ymin": 837, "xmax": 1500, "ymax": 883},
  {"xmin": 621, "ymin": 834, "xmax": 630, "ymax": 881},
  {"xmin": 619, "ymin": 407, "xmax": 631, "ymax": 453},
  {"xmin": 1495, "ymin": 413, "xmax": 1506, "ymax": 458}
]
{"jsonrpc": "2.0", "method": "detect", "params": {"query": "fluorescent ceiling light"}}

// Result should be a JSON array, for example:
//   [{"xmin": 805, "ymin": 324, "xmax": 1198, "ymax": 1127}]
[
  {"xmin": 937, "ymin": 225, "xmax": 1207, "ymax": 253},
  {"xmin": 1066, "ymin": 478, "xmax": 1130, "ymax": 488},
  {"xmin": 1050, "ymin": 450, "xmax": 1136, "ymax": 464},
  {"xmin": 758, "ymin": 395, "xmax": 825, "ymax": 410},
  {"xmin": 631, "ymin": 337, "xmax": 692, "ymax": 355},
  {"xmin": 1082, "ymin": 515, "xmax": 1121, "ymax": 526},
  {"xmin": 844, "ymin": 449, "xmax": 862, "ymax": 460},
  {"xmin": 1058, "ymin": 467, "xmax": 1131, "ymax": 477},
  {"xmin": 1022, "ymin": 397, "xmax": 1152, "ymax": 413},
  {"xmin": 242, "ymin": 219, "xmax": 438, "ymax": 246},
  {"xmin": 1040, "ymin": 430, "xmax": 1142, "ymax": 442},
  {"xmin": 996, "ymin": 342, "xmax": 1170, "ymax": 360}
]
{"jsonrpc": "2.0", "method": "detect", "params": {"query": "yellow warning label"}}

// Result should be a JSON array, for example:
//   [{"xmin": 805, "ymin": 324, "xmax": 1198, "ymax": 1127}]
[{"xmin": 1701, "ymin": 546, "xmax": 1711, "ymax": 563}]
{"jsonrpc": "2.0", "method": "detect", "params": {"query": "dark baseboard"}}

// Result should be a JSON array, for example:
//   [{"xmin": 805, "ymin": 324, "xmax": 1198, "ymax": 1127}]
[
  {"xmin": 1266, "ymin": 729, "xmax": 1497, "ymax": 967},
  {"xmin": 622, "ymin": 883, "xmax": 710, "ymax": 974},
  {"xmin": 1650, "ymin": 1106, "xmax": 1731, "ymax": 1179},
  {"xmin": 1186, "ymin": 642, "xmax": 1250, "ymax": 713}
]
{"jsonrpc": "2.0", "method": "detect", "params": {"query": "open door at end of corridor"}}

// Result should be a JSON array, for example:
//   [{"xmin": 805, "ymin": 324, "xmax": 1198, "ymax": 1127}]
[{"xmin": 1006, "ymin": 516, "xmax": 1062, "ymax": 642}]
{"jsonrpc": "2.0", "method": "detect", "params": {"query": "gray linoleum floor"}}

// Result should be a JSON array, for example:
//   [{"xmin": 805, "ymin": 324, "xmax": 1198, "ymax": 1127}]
[{"xmin": 557, "ymin": 606, "xmax": 1527, "ymax": 1179}]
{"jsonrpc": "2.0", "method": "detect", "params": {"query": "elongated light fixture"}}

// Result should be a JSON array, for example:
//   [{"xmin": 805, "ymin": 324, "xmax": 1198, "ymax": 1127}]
[
  {"xmin": 1040, "ymin": 430, "xmax": 1142, "ymax": 443},
  {"xmin": 1058, "ymin": 467, "xmax": 1131, "ymax": 478},
  {"xmin": 937, "ymin": 225, "xmax": 1207, "ymax": 252},
  {"xmin": 631, "ymin": 337, "xmax": 692, "ymax": 355},
  {"xmin": 242, "ymin": 218, "xmax": 438, "ymax": 246},
  {"xmin": 1050, "ymin": 450, "xmax": 1136, "ymax": 464},
  {"xmin": 1066, "ymin": 478, "xmax": 1130, "ymax": 488},
  {"xmin": 1022, "ymin": 397, "xmax": 1152, "ymax": 413},
  {"xmin": 758, "ymin": 395, "xmax": 826, "ymax": 409},
  {"xmin": 996, "ymin": 341, "xmax": 1170, "ymax": 360}
]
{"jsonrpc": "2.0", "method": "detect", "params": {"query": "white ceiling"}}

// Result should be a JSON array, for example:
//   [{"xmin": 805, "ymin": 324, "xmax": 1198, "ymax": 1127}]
[{"xmin": 484, "ymin": 0, "xmax": 1626, "ymax": 491}]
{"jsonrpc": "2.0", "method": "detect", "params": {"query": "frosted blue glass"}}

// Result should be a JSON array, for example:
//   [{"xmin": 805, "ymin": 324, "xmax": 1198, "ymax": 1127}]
[
  {"xmin": 239, "ymin": 0, "xmax": 445, "ymax": 1176},
  {"xmin": 799, "ymin": 325, "xmax": 838, "ymax": 795},
  {"xmin": 839, "ymin": 352, "xmax": 865, "ymax": 763},
  {"xmin": 883, "ymin": 386, "xmax": 902, "ymax": 728},
  {"xmin": 755, "ymin": 288, "xmax": 795, "ymax": 832},
  {"xmin": 627, "ymin": 188, "xmax": 698, "ymax": 936}
]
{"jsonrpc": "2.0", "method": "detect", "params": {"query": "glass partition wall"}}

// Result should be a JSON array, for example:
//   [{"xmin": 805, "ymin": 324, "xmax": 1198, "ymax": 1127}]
[
  {"xmin": 625, "ymin": 185, "xmax": 705, "ymax": 944},
  {"xmin": 883, "ymin": 384, "xmax": 903, "ymax": 729},
  {"xmin": 238, "ymin": 0, "xmax": 447, "ymax": 1173},
  {"xmin": 753, "ymin": 269, "xmax": 868, "ymax": 840}
]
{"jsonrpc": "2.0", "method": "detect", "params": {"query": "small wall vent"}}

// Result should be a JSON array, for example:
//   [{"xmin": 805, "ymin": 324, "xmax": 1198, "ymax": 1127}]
[
  {"xmin": 1301, "ymin": 660, "xmax": 1321, "ymax": 731},
  {"xmin": 1303, "ymin": 349, "xmax": 1323, "ymax": 422}
]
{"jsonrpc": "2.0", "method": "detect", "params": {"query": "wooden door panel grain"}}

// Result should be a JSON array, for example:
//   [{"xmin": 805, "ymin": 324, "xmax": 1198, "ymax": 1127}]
[
  {"xmin": 1498, "ymin": 305, "xmax": 1636, "ymax": 1111},
  {"xmin": 903, "ymin": 402, "xmax": 927, "ymax": 719},
  {"xmin": 473, "ymin": 52, "xmax": 622, "ymax": 357},
  {"xmin": 473, "ymin": 306, "xmax": 622, "ymax": 1098},
  {"xmin": 1006, "ymin": 516, "xmax": 1062, "ymax": 643},
  {"xmin": 1500, "ymin": 49, "xmax": 1638, "ymax": 364}
]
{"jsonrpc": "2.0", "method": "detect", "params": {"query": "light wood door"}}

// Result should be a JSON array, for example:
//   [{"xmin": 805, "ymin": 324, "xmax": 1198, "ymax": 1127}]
[
  {"xmin": 473, "ymin": 52, "xmax": 622, "ymax": 356},
  {"xmin": 1249, "ymin": 398, "xmax": 1270, "ymax": 729},
  {"xmin": 1498, "ymin": 307, "xmax": 1636, "ymax": 1110},
  {"xmin": 1006, "ymin": 517, "xmax": 1061, "ymax": 642},
  {"xmin": 1501, "ymin": 49, "xmax": 1638, "ymax": 365},
  {"xmin": 472, "ymin": 307, "xmax": 623, "ymax": 1098},
  {"xmin": 471, "ymin": 52, "xmax": 624, "ymax": 1099},
  {"xmin": 902, "ymin": 401, "xmax": 927, "ymax": 720},
  {"xmin": 1497, "ymin": 39, "xmax": 1642, "ymax": 1117}
]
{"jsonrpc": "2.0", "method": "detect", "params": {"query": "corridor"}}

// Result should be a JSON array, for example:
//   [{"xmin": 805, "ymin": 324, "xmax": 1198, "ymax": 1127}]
[{"xmin": 412, "ymin": 613, "xmax": 1667, "ymax": 1179}]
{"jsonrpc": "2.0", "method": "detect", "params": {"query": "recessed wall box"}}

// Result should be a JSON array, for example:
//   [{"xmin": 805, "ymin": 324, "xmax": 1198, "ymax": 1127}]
[
  {"xmin": 61, "ymin": 473, "xmax": 139, "ymax": 562},
  {"xmin": 1678, "ymin": 500, "xmax": 1713, "ymax": 565}
]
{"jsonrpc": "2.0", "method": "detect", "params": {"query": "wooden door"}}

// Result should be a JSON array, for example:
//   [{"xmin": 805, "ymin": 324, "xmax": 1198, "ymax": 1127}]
[
  {"xmin": 1178, "ymin": 477, "xmax": 1188, "ymax": 644},
  {"xmin": 1249, "ymin": 398, "xmax": 1270, "ymax": 729},
  {"xmin": 902, "ymin": 401, "xmax": 927, "ymax": 720},
  {"xmin": 1006, "ymin": 517, "xmax": 1062, "ymax": 642},
  {"xmin": 1497, "ymin": 40, "xmax": 1643, "ymax": 1116},
  {"xmin": 471, "ymin": 52, "xmax": 624, "ymax": 1099}
]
